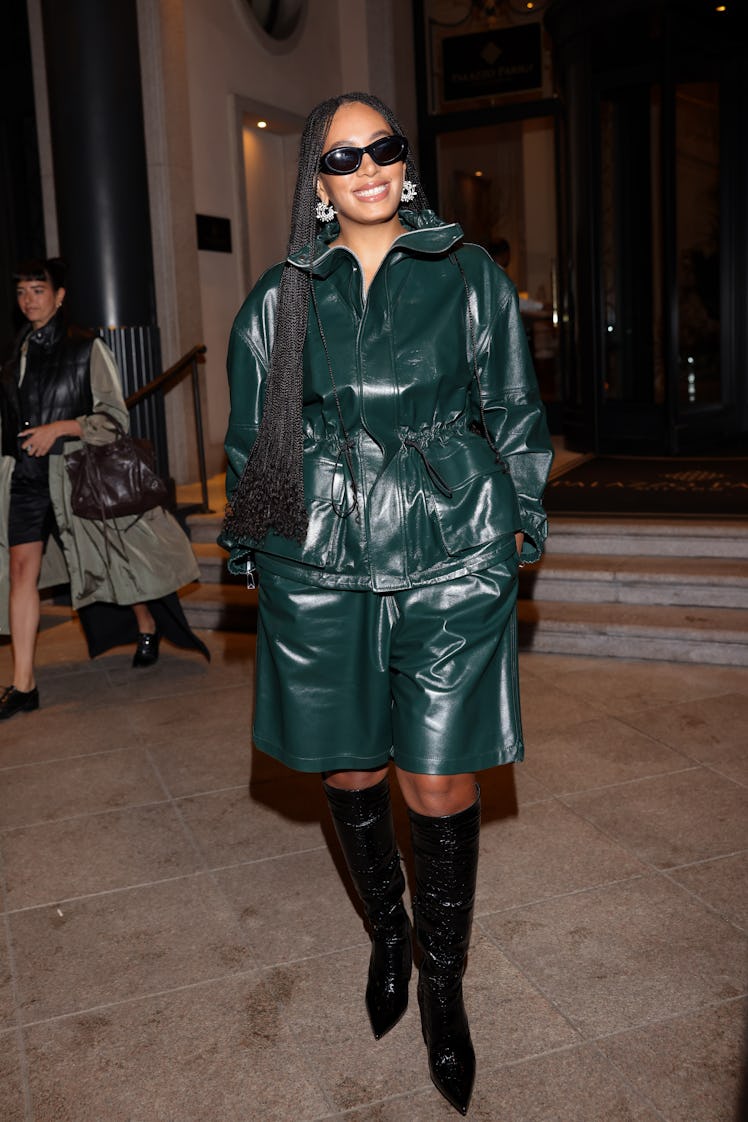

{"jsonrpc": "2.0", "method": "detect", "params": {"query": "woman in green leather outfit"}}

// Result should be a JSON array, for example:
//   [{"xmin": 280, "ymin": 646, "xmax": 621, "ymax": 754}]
[{"xmin": 222, "ymin": 92, "xmax": 552, "ymax": 1115}]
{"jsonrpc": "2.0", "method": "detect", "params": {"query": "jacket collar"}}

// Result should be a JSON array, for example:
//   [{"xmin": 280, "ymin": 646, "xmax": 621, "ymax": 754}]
[
  {"xmin": 25, "ymin": 309, "xmax": 66, "ymax": 352},
  {"xmin": 287, "ymin": 209, "xmax": 464, "ymax": 278}
]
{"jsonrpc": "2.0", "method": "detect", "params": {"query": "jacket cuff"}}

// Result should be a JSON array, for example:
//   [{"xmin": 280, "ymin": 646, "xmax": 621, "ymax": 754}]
[
  {"xmin": 218, "ymin": 533, "xmax": 257, "ymax": 585},
  {"xmin": 519, "ymin": 511, "xmax": 547, "ymax": 564}
]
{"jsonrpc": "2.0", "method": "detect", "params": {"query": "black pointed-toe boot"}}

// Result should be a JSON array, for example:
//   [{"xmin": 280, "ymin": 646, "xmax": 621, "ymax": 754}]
[
  {"xmin": 409, "ymin": 791, "xmax": 481, "ymax": 1116},
  {"xmin": 323, "ymin": 776, "xmax": 413, "ymax": 1039}
]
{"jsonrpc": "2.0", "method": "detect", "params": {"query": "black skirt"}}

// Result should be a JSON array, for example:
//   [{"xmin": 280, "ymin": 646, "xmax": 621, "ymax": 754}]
[{"xmin": 7, "ymin": 461, "xmax": 57, "ymax": 546}]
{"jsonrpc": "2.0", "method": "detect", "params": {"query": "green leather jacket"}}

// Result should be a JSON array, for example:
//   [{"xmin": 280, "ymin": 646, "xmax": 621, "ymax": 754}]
[{"xmin": 223, "ymin": 209, "xmax": 553, "ymax": 592}]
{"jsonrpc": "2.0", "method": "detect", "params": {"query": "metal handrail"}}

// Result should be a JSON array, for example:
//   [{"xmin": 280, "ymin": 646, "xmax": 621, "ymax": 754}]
[{"xmin": 125, "ymin": 344, "xmax": 211, "ymax": 513}]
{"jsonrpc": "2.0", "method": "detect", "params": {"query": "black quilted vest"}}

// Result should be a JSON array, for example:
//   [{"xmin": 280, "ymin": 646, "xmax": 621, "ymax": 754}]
[{"xmin": 0, "ymin": 312, "xmax": 95, "ymax": 460}]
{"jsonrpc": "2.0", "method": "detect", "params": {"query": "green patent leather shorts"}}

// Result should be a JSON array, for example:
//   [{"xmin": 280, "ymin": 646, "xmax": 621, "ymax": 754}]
[{"xmin": 252, "ymin": 559, "xmax": 523, "ymax": 776}]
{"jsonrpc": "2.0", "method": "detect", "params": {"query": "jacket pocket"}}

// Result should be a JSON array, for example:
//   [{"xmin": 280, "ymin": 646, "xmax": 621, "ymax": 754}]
[
  {"xmin": 259, "ymin": 447, "xmax": 347, "ymax": 569},
  {"xmin": 425, "ymin": 440, "xmax": 521, "ymax": 556}
]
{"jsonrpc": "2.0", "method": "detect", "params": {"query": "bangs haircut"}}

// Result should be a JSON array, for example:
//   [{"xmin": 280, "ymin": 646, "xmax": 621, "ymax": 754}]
[{"xmin": 13, "ymin": 257, "xmax": 67, "ymax": 292}]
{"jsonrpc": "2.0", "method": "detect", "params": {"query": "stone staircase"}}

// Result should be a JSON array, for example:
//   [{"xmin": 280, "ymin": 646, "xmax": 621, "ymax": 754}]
[
  {"xmin": 180, "ymin": 510, "xmax": 748, "ymax": 666},
  {"xmin": 517, "ymin": 517, "xmax": 748, "ymax": 665}
]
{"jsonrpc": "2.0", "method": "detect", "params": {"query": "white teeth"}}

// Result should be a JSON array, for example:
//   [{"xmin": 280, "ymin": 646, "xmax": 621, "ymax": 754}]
[{"xmin": 355, "ymin": 185, "xmax": 387, "ymax": 199}]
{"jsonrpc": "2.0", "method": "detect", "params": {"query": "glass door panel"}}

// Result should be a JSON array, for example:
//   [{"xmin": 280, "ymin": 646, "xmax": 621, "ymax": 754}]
[
  {"xmin": 599, "ymin": 85, "xmax": 663, "ymax": 413},
  {"xmin": 436, "ymin": 117, "xmax": 561, "ymax": 413},
  {"xmin": 676, "ymin": 82, "xmax": 721, "ymax": 410}
]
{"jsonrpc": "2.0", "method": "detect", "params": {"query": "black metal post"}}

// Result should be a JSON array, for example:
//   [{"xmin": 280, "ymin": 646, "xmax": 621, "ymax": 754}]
[{"xmin": 191, "ymin": 356, "xmax": 211, "ymax": 513}]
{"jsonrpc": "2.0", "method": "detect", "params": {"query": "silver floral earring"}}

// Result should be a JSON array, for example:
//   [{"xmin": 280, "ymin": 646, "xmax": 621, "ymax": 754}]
[
  {"xmin": 316, "ymin": 198, "xmax": 336, "ymax": 223},
  {"xmin": 400, "ymin": 180, "xmax": 417, "ymax": 204}
]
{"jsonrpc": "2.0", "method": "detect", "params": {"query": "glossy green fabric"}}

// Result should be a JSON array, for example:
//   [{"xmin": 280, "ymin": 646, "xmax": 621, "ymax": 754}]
[
  {"xmin": 253, "ymin": 559, "xmax": 522, "ymax": 774},
  {"xmin": 223, "ymin": 209, "xmax": 553, "ymax": 593}
]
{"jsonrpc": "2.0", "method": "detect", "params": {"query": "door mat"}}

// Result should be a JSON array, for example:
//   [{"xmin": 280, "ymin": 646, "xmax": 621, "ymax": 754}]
[{"xmin": 543, "ymin": 456, "xmax": 748, "ymax": 517}]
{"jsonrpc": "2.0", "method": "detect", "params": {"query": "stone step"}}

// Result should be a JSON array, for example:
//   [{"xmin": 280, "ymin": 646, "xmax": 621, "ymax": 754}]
[
  {"xmin": 192, "ymin": 542, "xmax": 244, "ymax": 584},
  {"xmin": 186, "ymin": 512, "xmax": 224, "ymax": 544},
  {"xmin": 521, "ymin": 554, "xmax": 748, "ymax": 608},
  {"xmin": 181, "ymin": 583, "xmax": 257, "ymax": 632},
  {"xmin": 183, "ymin": 510, "xmax": 748, "ymax": 663},
  {"xmin": 545, "ymin": 516, "xmax": 748, "ymax": 559},
  {"xmin": 517, "ymin": 600, "xmax": 748, "ymax": 666}
]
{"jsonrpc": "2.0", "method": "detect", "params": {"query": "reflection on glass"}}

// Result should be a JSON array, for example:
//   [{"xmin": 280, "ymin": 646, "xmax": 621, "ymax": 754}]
[
  {"xmin": 676, "ymin": 82, "xmax": 720, "ymax": 408},
  {"xmin": 599, "ymin": 86, "xmax": 663, "ymax": 404},
  {"xmin": 436, "ymin": 117, "xmax": 561, "ymax": 403}
]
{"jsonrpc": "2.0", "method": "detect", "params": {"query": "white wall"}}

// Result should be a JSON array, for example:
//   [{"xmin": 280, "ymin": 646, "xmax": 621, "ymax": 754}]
[
  {"xmin": 180, "ymin": 0, "xmax": 418, "ymax": 469},
  {"xmin": 183, "ymin": 0, "xmax": 351, "ymax": 461}
]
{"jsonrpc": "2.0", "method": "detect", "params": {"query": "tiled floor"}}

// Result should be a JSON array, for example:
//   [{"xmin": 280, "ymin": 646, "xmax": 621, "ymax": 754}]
[{"xmin": 1, "ymin": 614, "xmax": 746, "ymax": 1121}]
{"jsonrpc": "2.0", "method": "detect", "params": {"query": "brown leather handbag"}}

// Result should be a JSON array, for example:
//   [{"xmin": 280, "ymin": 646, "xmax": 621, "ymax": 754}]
[{"xmin": 64, "ymin": 415, "xmax": 167, "ymax": 520}]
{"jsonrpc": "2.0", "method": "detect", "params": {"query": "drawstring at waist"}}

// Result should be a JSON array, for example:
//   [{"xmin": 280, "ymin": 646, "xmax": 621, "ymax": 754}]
[{"xmin": 402, "ymin": 439, "xmax": 453, "ymax": 498}]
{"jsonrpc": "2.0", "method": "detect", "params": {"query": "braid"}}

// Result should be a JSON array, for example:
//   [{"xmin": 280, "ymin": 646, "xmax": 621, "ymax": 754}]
[{"xmin": 224, "ymin": 92, "xmax": 430, "ymax": 544}]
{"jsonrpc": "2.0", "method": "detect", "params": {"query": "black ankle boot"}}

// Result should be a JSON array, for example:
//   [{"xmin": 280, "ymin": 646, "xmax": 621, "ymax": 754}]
[
  {"xmin": 409, "ymin": 791, "xmax": 481, "ymax": 1116},
  {"xmin": 132, "ymin": 632, "xmax": 160, "ymax": 668},
  {"xmin": 323, "ymin": 777, "xmax": 412, "ymax": 1039}
]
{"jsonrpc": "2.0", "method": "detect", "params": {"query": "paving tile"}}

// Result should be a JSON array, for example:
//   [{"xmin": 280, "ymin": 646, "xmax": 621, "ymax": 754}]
[
  {"xmin": 0, "ymin": 749, "xmax": 166, "ymax": 829},
  {"xmin": 476, "ymin": 800, "xmax": 646, "ymax": 913},
  {"xmin": 520, "ymin": 652, "xmax": 612, "ymax": 678},
  {"xmin": 23, "ymin": 974, "xmax": 332, "ymax": 1122},
  {"xmin": 339, "ymin": 1043, "xmax": 664, "ymax": 1121},
  {"xmin": 248, "ymin": 743, "xmax": 296, "ymax": 783},
  {"xmin": 480, "ymin": 759, "xmax": 554, "ymax": 816},
  {"xmin": 11, "ymin": 875, "xmax": 255, "ymax": 1022},
  {"xmin": 562, "ymin": 767, "xmax": 748, "ymax": 868},
  {"xmin": 523, "ymin": 715, "xmax": 690, "ymax": 794},
  {"xmin": 667, "ymin": 852, "xmax": 748, "ymax": 932},
  {"xmin": 481, "ymin": 875, "xmax": 748, "ymax": 1038},
  {"xmin": 127, "ymin": 683, "xmax": 252, "ymax": 750},
  {"xmin": 0, "ymin": 699, "xmax": 139, "ymax": 767},
  {"xmin": 266, "ymin": 930, "xmax": 579, "ymax": 1115},
  {"xmin": 267, "ymin": 945, "xmax": 429, "ymax": 1111},
  {"xmin": 177, "ymin": 783, "xmax": 327, "ymax": 868},
  {"xmin": 184, "ymin": 629, "xmax": 256, "ymax": 689},
  {"xmin": 340, "ymin": 1088, "xmax": 464, "ymax": 1121},
  {"xmin": 0, "ymin": 1030, "xmax": 25, "ymax": 1122},
  {"xmin": 23, "ymin": 668, "xmax": 132, "ymax": 713},
  {"xmin": 214, "ymin": 848, "xmax": 369, "ymax": 967},
  {"xmin": 598, "ymin": 997, "xmax": 748, "ymax": 1122},
  {"xmin": 528, "ymin": 659, "xmax": 748, "ymax": 718},
  {"xmin": 147, "ymin": 737, "xmax": 252, "ymax": 798},
  {"xmin": 462, "ymin": 928, "xmax": 581, "ymax": 1066},
  {"xmin": 468, "ymin": 1045, "xmax": 662, "ymax": 1122},
  {"xmin": 3, "ymin": 628, "xmax": 747, "ymax": 1122},
  {"xmin": 0, "ymin": 931, "xmax": 15, "ymax": 1030},
  {"xmin": 101, "ymin": 647, "xmax": 215, "ymax": 701},
  {"xmin": 518, "ymin": 675, "xmax": 609, "ymax": 739},
  {"xmin": 9, "ymin": 615, "xmax": 91, "ymax": 676},
  {"xmin": 1, "ymin": 803, "xmax": 203, "ymax": 910},
  {"xmin": 622, "ymin": 692, "xmax": 748, "ymax": 785}
]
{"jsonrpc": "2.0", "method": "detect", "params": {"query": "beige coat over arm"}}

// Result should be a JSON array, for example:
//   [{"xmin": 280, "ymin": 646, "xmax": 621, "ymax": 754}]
[{"xmin": 0, "ymin": 340, "xmax": 199, "ymax": 634}]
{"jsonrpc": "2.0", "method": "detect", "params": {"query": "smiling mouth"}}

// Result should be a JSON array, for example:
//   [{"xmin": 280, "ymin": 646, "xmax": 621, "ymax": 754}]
[{"xmin": 353, "ymin": 183, "xmax": 389, "ymax": 201}]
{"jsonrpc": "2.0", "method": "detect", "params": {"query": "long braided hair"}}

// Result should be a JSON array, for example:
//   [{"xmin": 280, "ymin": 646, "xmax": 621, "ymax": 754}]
[{"xmin": 224, "ymin": 92, "xmax": 430, "ymax": 545}]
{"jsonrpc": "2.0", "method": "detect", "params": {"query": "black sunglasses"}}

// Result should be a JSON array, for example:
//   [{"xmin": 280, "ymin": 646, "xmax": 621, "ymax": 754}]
[{"xmin": 319, "ymin": 134, "xmax": 409, "ymax": 176}]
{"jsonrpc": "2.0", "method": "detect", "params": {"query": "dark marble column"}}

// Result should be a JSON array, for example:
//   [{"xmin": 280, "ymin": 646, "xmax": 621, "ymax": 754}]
[
  {"xmin": 41, "ymin": 0, "xmax": 168, "ymax": 478},
  {"xmin": 41, "ymin": 0, "xmax": 155, "ymax": 327}
]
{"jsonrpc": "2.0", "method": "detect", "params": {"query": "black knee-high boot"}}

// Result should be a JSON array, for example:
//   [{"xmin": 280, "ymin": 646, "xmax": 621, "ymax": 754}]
[
  {"xmin": 323, "ymin": 777, "xmax": 413, "ymax": 1039},
  {"xmin": 409, "ymin": 792, "xmax": 481, "ymax": 1116}
]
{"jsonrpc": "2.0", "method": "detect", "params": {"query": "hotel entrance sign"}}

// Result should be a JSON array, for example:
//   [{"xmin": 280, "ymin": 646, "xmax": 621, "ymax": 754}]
[{"xmin": 442, "ymin": 24, "xmax": 542, "ymax": 102}]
